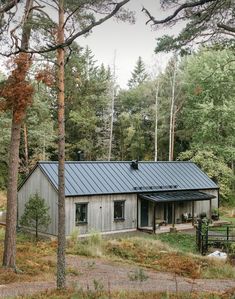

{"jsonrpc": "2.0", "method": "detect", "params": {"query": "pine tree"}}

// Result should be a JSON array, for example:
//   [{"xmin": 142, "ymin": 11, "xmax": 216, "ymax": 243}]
[
  {"xmin": 128, "ymin": 57, "xmax": 148, "ymax": 88},
  {"xmin": 20, "ymin": 193, "xmax": 51, "ymax": 241}
]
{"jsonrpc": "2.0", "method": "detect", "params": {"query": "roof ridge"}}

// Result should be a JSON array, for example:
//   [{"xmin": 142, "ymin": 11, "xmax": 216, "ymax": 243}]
[{"xmin": 38, "ymin": 161, "xmax": 194, "ymax": 164}]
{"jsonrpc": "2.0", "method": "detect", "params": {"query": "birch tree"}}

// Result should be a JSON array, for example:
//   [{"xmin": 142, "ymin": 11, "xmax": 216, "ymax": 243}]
[
  {"xmin": 108, "ymin": 52, "xmax": 117, "ymax": 161},
  {"xmin": 169, "ymin": 59, "xmax": 177, "ymax": 161},
  {"xmin": 154, "ymin": 80, "xmax": 160, "ymax": 161}
]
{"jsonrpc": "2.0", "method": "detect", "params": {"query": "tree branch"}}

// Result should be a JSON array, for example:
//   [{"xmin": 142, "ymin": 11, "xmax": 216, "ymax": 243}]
[
  {"xmin": 142, "ymin": 0, "xmax": 216, "ymax": 25},
  {"xmin": 217, "ymin": 23, "xmax": 235, "ymax": 33},
  {"xmin": 2, "ymin": 0, "xmax": 130, "ymax": 56},
  {"xmin": 0, "ymin": 0, "xmax": 21, "ymax": 14}
]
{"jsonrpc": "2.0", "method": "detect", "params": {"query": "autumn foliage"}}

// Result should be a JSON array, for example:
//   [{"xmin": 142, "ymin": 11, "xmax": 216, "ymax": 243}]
[
  {"xmin": 0, "ymin": 53, "xmax": 34, "ymax": 123},
  {"xmin": 35, "ymin": 65, "xmax": 55, "ymax": 87}
]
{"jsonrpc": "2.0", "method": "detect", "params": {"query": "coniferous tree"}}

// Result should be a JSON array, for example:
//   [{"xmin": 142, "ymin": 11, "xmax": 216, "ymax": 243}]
[
  {"xmin": 142, "ymin": 1, "xmax": 235, "ymax": 54},
  {"xmin": 20, "ymin": 193, "xmax": 51, "ymax": 241},
  {"xmin": 128, "ymin": 57, "xmax": 148, "ymax": 88}
]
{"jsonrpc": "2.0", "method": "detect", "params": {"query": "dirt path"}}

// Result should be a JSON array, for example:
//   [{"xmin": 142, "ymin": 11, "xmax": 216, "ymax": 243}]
[{"xmin": 0, "ymin": 256, "xmax": 234, "ymax": 298}]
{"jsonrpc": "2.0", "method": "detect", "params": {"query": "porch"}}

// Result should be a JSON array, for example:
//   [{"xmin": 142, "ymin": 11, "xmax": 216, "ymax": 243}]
[
  {"xmin": 138, "ymin": 220, "xmax": 229, "ymax": 235},
  {"xmin": 137, "ymin": 191, "xmax": 217, "ymax": 233}
]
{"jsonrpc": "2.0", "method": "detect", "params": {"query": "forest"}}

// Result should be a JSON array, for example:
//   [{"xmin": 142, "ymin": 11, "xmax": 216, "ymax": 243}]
[
  {"xmin": 0, "ymin": 0, "xmax": 234, "ymax": 293},
  {"xmin": 0, "ymin": 46, "xmax": 234, "ymax": 203}
]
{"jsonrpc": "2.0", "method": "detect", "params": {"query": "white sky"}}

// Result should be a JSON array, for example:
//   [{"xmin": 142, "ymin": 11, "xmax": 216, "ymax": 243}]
[
  {"xmin": 79, "ymin": 0, "xmax": 174, "ymax": 88},
  {"xmin": 0, "ymin": 0, "xmax": 178, "ymax": 88}
]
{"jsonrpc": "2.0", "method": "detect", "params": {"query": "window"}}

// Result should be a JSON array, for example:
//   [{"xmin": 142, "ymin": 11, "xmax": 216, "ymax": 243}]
[
  {"xmin": 75, "ymin": 203, "xmax": 88, "ymax": 225},
  {"xmin": 114, "ymin": 200, "xmax": 125, "ymax": 220}
]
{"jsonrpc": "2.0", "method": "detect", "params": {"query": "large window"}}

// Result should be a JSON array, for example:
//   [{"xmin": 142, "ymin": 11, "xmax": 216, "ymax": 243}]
[
  {"xmin": 114, "ymin": 200, "xmax": 125, "ymax": 221},
  {"xmin": 75, "ymin": 203, "xmax": 88, "ymax": 225}
]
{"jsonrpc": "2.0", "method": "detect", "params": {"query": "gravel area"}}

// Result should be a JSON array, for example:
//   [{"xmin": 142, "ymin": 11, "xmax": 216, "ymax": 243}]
[{"xmin": 0, "ymin": 256, "xmax": 234, "ymax": 298}]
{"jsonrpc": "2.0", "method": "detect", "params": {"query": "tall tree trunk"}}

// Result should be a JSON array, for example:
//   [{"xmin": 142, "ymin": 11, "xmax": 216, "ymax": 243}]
[
  {"xmin": 57, "ymin": 0, "xmax": 66, "ymax": 289},
  {"xmin": 3, "ymin": 0, "xmax": 33, "ymax": 269},
  {"xmin": 3, "ymin": 116, "xmax": 21, "ymax": 268},
  {"xmin": 169, "ymin": 61, "xmax": 177, "ymax": 162},
  {"xmin": 154, "ymin": 80, "xmax": 160, "ymax": 162},
  {"xmin": 171, "ymin": 112, "xmax": 176, "ymax": 161},
  {"xmin": 23, "ymin": 123, "xmax": 29, "ymax": 175},
  {"xmin": 108, "ymin": 52, "xmax": 116, "ymax": 161}
]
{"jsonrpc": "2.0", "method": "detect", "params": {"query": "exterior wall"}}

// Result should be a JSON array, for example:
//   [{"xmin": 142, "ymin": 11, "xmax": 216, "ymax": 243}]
[
  {"xmin": 18, "ymin": 167, "xmax": 58, "ymax": 235},
  {"xmin": 65, "ymin": 194, "xmax": 137, "ymax": 235}
]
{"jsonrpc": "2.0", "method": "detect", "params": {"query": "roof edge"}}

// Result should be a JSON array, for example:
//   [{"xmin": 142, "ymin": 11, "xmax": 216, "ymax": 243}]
[{"xmin": 65, "ymin": 187, "xmax": 219, "ymax": 198}]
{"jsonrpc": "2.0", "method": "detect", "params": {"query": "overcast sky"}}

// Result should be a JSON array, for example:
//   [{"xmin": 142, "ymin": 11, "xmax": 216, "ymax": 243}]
[{"xmin": 79, "ymin": 0, "xmax": 174, "ymax": 88}]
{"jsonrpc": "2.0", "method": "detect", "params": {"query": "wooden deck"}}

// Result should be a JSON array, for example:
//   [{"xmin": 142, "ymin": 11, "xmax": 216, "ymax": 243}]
[{"xmin": 140, "ymin": 220, "xmax": 231, "ymax": 234}]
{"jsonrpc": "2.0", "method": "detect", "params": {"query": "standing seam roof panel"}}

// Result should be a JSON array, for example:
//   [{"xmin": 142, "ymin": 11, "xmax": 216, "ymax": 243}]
[
  {"xmin": 65, "ymin": 164, "xmax": 89, "ymax": 194},
  {"xmin": 117, "ymin": 163, "xmax": 138, "ymax": 188},
  {"xmin": 90, "ymin": 163, "xmax": 123, "ymax": 193},
  {"xmin": 107, "ymin": 163, "xmax": 131, "ymax": 191},
  {"xmin": 170, "ymin": 163, "xmax": 196, "ymax": 189},
  {"xmin": 72, "ymin": 163, "xmax": 99, "ymax": 194},
  {"xmin": 36, "ymin": 161, "xmax": 218, "ymax": 196},
  {"xmin": 140, "ymin": 164, "xmax": 165, "ymax": 186},
  {"xmin": 64, "ymin": 164, "xmax": 81, "ymax": 195}
]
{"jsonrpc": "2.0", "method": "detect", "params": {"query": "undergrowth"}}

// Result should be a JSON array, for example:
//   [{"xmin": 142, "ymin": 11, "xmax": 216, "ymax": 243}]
[
  {"xmin": 0, "ymin": 226, "xmax": 234, "ymax": 285},
  {"xmin": 67, "ymin": 230, "xmax": 104, "ymax": 257},
  {"xmin": 20, "ymin": 288, "xmax": 235, "ymax": 299},
  {"xmin": 0, "ymin": 229, "xmax": 56, "ymax": 284},
  {"xmin": 201, "ymin": 262, "xmax": 235, "ymax": 279},
  {"xmin": 105, "ymin": 237, "xmax": 201, "ymax": 278},
  {"xmin": 66, "ymin": 230, "xmax": 235, "ymax": 280}
]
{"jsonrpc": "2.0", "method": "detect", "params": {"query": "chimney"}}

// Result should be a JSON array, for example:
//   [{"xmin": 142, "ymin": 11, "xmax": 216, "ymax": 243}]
[
  {"xmin": 130, "ymin": 160, "xmax": 138, "ymax": 170},
  {"xmin": 77, "ymin": 150, "xmax": 84, "ymax": 161}
]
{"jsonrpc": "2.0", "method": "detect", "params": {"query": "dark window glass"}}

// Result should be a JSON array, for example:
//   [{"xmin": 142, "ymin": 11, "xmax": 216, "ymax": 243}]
[
  {"xmin": 114, "ymin": 201, "xmax": 125, "ymax": 220},
  {"xmin": 75, "ymin": 203, "xmax": 88, "ymax": 224}
]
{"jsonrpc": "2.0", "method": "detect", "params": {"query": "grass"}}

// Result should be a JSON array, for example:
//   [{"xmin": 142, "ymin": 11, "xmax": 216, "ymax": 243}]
[
  {"xmin": 0, "ymin": 228, "xmax": 56, "ymax": 284},
  {"xmin": 65, "ymin": 229, "xmax": 235, "ymax": 280},
  {"xmin": 19, "ymin": 288, "xmax": 235, "ymax": 299},
  {"xmin": 202, "ymin": 261, "xmax": 235, "ymax": 279},
  {"xmin": 219, "ymin": 207, "xmax": 235, "ymax": 225},
  {"xmin": 154, "ymin": 232, "xmax": 197, "ymax": 254},
  {"xmin": 67, "ymin": 230, "xmax": 104, "ymax": 257},
  {"xmin": 0, "ymin": 213, "xmax": 234, "ymax": 287},
  {"xmin": 105, "ymin": 237, "xmax": 201, "ymax": 278}
]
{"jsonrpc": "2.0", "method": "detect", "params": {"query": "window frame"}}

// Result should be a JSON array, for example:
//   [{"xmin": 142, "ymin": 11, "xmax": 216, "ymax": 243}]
[
  {"xmin": 75, "ymin": 202, "xmax": 88, "ymax": 225},
  {"xmin": 113, "ymin": 200, "xmax": 125, "ymax": 221}
]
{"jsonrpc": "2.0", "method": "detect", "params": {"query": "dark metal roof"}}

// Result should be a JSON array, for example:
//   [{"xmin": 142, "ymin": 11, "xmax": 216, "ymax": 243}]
[
  {"xmin": 139, "ymin": 191, "xmax": 216, "ymax": 203},
  {"xmin": 36, "ymin": 161, "xmax": 218, "ymax": 197}
]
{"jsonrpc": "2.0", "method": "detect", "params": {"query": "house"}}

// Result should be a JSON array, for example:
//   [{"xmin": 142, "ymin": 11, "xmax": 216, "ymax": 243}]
[{"xmin": 18, "ymin": 161, "xmax": 219, "ymax": 236}]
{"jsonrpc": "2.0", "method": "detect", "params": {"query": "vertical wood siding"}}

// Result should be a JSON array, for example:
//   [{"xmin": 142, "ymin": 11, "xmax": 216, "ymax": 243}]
[
  {"xmin": 18, "ymin": 167, "xmax": 58, "ymax": 235},
  {"xmin": 65, "ymin": 194, "xmax": 137, "ymax": 235}
]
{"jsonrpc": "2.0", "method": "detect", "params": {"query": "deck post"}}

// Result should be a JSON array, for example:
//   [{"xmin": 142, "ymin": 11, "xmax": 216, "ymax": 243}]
[
  {"xmin": 172, "ymin": 202, "xmax": 175, "ymax": 228},
  {"xmin": 192, "ymin": 201, "xmax": 195, "ymax": 226},
  {"xmin": 209, "ymin": 199, "xmax": 212, "ymax": 222},
  {"xmin": 153, "ymin": 203, "xmax": 156, "ymax": 233}
]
